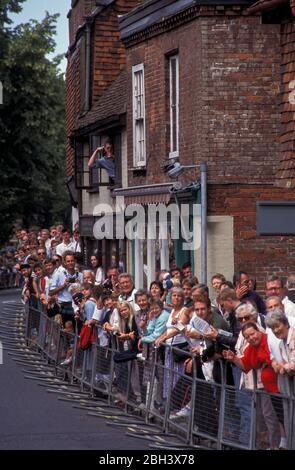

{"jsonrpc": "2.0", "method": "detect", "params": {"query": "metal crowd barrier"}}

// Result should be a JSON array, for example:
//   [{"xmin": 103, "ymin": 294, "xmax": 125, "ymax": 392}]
[{"xmin": 23, "ymin": 304, "xmax": 295, "ymax": 449}]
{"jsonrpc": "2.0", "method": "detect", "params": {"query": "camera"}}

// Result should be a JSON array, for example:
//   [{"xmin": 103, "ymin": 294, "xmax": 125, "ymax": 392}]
[
  {"xmin": 102, "ymin": 278, "xmax": 113, "ymax": 290},
  {"xmin": 68, "ymin": 277, "xmax": 76, "ymax": 283},
  {"xmin": 72, "ymin": 292, "xmax": 84, "ymax": 305}
]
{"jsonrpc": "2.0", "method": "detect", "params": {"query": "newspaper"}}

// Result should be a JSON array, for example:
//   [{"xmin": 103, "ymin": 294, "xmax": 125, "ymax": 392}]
[{"xmin": 190, "ymin": 316, "xmax": 212, "ymax": 335}]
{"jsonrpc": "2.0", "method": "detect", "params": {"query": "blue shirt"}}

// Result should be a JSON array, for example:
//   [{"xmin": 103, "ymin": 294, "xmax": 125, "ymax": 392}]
[
  {"xmin": 83, "ymin": 299, "xmax": 96, "ymax": 321},
  {"xmin": 142, "ymin": 310, "xmax": 170, "ymax": 343},
  {"xmin": 50, "ymin": 269, "xmax": 83, "ymax": 303}
]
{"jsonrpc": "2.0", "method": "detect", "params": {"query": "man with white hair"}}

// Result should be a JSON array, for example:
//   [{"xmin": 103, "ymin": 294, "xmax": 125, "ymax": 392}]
[
  {"xmin": 265, "ymin": 296, "xmax": 284, "ymax": 314},
  {"xmin": 118, "ymin": 273, "xmax": 140, "ymax": 312}
]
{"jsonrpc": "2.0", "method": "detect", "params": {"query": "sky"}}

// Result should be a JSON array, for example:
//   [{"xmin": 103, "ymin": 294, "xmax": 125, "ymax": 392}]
[{"xmin": 11, "ymin": 0, "xmax": 71, "ymax": 73}]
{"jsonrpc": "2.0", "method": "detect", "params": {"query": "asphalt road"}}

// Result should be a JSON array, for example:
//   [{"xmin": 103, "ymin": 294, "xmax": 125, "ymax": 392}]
[{"xmin": 0, "ymin": 289, "xmax": 149, "ymax": 450}]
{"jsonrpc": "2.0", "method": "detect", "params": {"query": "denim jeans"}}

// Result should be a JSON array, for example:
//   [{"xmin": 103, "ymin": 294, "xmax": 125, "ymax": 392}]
[{"xmin": 232, "ymin": 364, "xmax": 252, "ymax": 445}]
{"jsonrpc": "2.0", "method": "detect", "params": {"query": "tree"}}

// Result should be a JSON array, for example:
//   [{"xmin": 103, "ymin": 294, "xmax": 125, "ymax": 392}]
[{"xmin": 0, "ymin": 3, "xmax": 70, "ymax": 244}]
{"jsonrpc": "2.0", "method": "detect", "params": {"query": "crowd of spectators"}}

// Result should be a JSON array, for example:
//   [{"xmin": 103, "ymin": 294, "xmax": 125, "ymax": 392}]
[{"xmin": 11, "ymin": 225, "xmax": 295, "ymax": 449}]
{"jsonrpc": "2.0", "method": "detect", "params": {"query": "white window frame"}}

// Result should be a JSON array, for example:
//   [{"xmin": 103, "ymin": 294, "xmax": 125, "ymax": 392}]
[
  {"xmin": 132, "ymin": 63, "xmax": 146, "ymax": 167},
  {"xmin": 169, "ymin": 54, "xmax": 179, "ymax": 159}
]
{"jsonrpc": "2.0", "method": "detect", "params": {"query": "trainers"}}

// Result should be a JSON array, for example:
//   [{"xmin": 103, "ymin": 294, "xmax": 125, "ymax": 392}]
[
  {"xmin": 136, "ymin": 353, "xmax": 145, "ymax": 362},
  {"xmin": 60, "ymin": 357, "xmax": 72, "ymax": 366},
  {"xmin": 95, "ymin": 380, "xmax": 108, "ymax": 393},
  {"xmin": 137, "ymin": 402, "xmax": 146, "ymax": 411},
  {"xmin": 154, "ymin": 400, "xmax": 166, "ymax": 414},
  {"xmin": 169, "ymin": 404, "xmax": 191, "ymax": 420},
  {"xmin": 114, "ymin": 392, "xmax": 127, "ymax": 404}
]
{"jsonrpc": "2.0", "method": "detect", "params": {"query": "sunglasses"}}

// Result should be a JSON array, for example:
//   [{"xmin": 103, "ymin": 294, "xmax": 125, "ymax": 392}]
[
  {"xmin": 38, "ymin": 251, "xmax": 46, "ymax": 255},
  {"xmin": 238, "ymin": 315, "xmax": 251, "ymax": 322}
]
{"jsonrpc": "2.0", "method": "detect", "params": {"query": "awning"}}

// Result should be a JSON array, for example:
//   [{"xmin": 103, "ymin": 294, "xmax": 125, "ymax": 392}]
[
  {"xmin": 112, "ymin": 182, "xmax": 200, "ymax": 205},
  {"xmin": 124, "ymin": 193, "xmax": 171, "ymax": 205},
  {"xmin": 112, "ymin": 184, "xmax": 174, "ymax": 205}
]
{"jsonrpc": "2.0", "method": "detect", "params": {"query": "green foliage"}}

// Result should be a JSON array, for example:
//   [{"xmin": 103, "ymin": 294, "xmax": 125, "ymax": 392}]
[
  {"xmin": 0, "ymin": 0, "xmax": 24, "ymax": 25},
  {"xmin": 0, "ymin": 3, "xmax": 70, "ymax": 244}
]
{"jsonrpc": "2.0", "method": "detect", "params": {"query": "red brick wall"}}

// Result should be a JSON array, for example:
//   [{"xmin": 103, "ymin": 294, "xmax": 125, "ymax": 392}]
[
  {"xmin": 91, "ymin": 1, "xmax": 140, "ymax": 104},
  {"xmin": 69, "ymin": 0, "xmax": 97, "ymax": 45},
  {"xmin": 66, "ymin": 47, "xmax": 81, "ymax": 176},
  {"xmin": 277, "ymin": 21, "xmax": 295, "ymax": 187},
  {"xmin": 66, "ymin": 0, "xmax": 142, "ymax": 176},
  {"xmin": 209, "ymin": 184, "xmax": 295, "ymax": 292},
  {"xmin": 125, "ymin": 12, "xmax": 281, "ymax": 187},
  {"xmin": 124, "ymin": 10, "xmax": 295, "ymax": 283}
]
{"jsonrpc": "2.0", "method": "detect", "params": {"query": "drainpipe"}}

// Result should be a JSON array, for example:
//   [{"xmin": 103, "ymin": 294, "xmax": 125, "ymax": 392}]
[
  {"xmin": 200, "ymin": 162, "xmax": 207, "ymax": 285},
  {"xmin": 85, "ymin": 20, "xmax": 91, "ymax": 111}
]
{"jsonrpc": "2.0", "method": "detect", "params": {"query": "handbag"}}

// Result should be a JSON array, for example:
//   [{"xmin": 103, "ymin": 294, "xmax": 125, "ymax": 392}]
[
  {"xmin": 172, "ymin": 341, "xmax": 190, "ymax": 363},
  {"xmin": 79, "ymin": 324, "xmax": 97, "ymax": 350},
  {"xmin": 113, "ymin": 350, "xmax": 138, "ymax": 363},
  {"xmin": 47, "ymin": 303, "xmax": 60, "ymax": 318}
]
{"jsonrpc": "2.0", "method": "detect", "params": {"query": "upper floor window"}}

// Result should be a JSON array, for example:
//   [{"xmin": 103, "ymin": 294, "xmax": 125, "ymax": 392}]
[
  {"xmin": 132, "ymin": 64, "xmax": 146, "ymax": 167},
  {"xmin": 75, "ymin": 133, "xmax": 121, "ymax": 190},
  {"xmin": 169, "ymin": 54, "xmax": 179, "ymax": 158}
]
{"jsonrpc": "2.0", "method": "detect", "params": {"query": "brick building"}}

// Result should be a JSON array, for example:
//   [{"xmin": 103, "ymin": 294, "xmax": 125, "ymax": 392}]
[
  {"xmin": 66, "ymin": 0, "xmax": 295, "ymax": 290},
  {"xmin": 66, "ymin": 0, "xmax": 141, "ymax": 268},
  {"xmin": 116, "ymin": 0, "xmax": 295, "ymax": 291}
]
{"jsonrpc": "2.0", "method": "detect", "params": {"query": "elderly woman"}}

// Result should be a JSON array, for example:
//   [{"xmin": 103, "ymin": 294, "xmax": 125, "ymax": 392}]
[
  {"xmin": 134, "ymin": 289, "xmax": 151, "ymax": 335},
  {"xmin": 231, "ymin": 303, "xmax": 261, "ymax": 445},
  {"xmin": 265, "ymin": 309, "xmax": 295, "ymax": 448},
  {"xmin": 82, "ymin": 270, "xmax": 95, "ymax": 286},
  {"xmin": 155, "ymin": 287, "xmax": 190, "ymax": 399},
  {"xmin": 224, "ymin": 322, "xmax": 282, "ymax": 449},
  {"xmin": 266, "ymin": 310, "xmax": 295, "ymax": 375}
]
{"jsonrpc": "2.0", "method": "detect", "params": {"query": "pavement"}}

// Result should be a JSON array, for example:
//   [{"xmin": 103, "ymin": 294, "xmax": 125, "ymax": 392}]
[{"xmin": 0, "ymin": 289, "xmax": 149, "ymax": 450}]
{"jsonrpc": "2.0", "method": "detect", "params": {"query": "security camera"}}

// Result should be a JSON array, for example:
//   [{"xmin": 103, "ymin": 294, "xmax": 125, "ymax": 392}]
[{"xmin": 167, "ymin": 162, "xmax": 185, "ymax": 178}]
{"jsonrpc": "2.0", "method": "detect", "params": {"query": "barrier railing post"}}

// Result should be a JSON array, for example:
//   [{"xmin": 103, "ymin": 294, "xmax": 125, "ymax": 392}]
[
  {"xmin": 216, "ymin": 359, "xmax": 226, "ymax": 450},
  {"xmin": 288, "ymin": 377, "xmax": 294, "ymax": 449},
  {"xmin": 145, "ymin": 346, "xmax": 158, "ymax": 424},
  {"xmin": 249, "ymin": 370, "xmax": 258, "ymax": 450},
  {"xmin": 70, "ymin": 332, "xmax": 79, "ymax": 385},
  {"xmin": 24, "ymin": 303, "xmax": 30, "ymax": 344},
  {"xmin": 187, "ymin": 354, "xmax": 197, "ymax": 445},
  {"xmin": 163, "ymin": 344, "xmax": 175, "ymax": 433}
]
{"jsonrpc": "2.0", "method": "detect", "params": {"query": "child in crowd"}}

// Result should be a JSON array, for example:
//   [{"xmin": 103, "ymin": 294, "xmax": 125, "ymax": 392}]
[{"xmin": 60, "ymin": 321, "xmax": 75, "ymax": 366}]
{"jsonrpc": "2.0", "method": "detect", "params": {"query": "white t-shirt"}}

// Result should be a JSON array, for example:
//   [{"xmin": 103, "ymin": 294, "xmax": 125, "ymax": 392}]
[
  {"xmin": 282, "ymin": 296, "xmax": 295, "ymax": 318},
  {"xmin": 56, "ymin": 241, "xmax": 76, "ymax": 257},
  {"xmin": 165, "ymin": 308, "xmax": 187, "ymax": 345}
]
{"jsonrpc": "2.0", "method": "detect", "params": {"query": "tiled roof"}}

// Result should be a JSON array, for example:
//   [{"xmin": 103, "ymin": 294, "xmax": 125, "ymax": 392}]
[
  {"xmin": 119, "ymin": 0, "xmax": 256, "ymax": 41},
  {"xmin": 74, "ymin": 69, "xmax": 127, "ymax": 132},
  {"xmin": 247, "ymin": 0, "xmax": 288, "ymax": 13}
]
